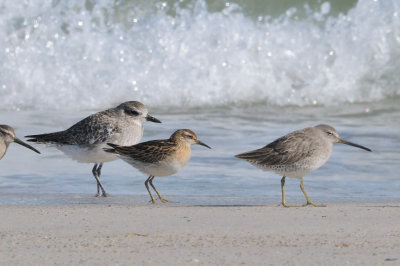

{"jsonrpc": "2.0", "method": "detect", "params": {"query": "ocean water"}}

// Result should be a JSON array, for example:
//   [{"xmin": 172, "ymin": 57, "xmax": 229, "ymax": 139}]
[{"xmin": 0, "ymin": 0, "xmax": 399, "ymax": 205}]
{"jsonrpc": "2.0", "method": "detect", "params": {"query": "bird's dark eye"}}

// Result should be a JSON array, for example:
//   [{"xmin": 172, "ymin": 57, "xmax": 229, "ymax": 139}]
[
  {"xmin": 185, "ymin": 134, "xmax": 193, "ymax": 139},
  {"xmin": 326, "ymin": 131, "xmax": 333, "ymax": 135},
  {"xmin": 125, "ymin": 109, "xmax": 140, "ymax": 116}
]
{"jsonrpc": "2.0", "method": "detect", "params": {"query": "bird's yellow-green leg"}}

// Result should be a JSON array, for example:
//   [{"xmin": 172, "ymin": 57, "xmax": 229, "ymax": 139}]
[
  {"xmin": 145, "ymin": 175, "xmax": 157, "ymax": 204},
  {"xmin": 300, "ymin": 178, "xmax": 326, "ymax": 207},
  {"xmin": 149, "ymin": 176, "xmax": 171, "ymax": 203},
  {"xmin": 281, "ymin": 176, "xmax": 302, "ymax": 207}
]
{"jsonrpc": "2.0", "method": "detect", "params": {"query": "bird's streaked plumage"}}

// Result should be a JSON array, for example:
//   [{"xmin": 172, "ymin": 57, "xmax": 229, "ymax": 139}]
[{"xmin": 104, "ymin": 129, "xmax": 211, "ymax": 203}]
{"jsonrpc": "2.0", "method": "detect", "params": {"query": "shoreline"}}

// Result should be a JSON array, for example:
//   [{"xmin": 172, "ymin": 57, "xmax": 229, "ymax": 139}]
[
  {"xmin": 1, "ymin": 192, "xmax": 400, "ymax": 206},
  {"xmin": 1, "ymin": 203, "xmax": 399, "ymax": 265}
]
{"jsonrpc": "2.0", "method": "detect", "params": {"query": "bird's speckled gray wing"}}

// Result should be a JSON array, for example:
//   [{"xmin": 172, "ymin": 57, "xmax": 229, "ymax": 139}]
[
  {"xmin": 26, "ymin": 109, "xmax": 119, "ymax": 145},
  {"xmin": 105, "ymin": 140, "xmax": 176, "ymax": 164},
  {"xmin": 235, "ymin": 129, "xmax": 317, "ymax": 166}
]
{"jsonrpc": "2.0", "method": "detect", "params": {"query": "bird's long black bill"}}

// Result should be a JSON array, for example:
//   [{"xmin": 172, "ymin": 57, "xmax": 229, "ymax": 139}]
[
  {"xmin": 146, "ymin": 115, "xmax": 161, "ymax": 123},
  {"xmin": 197, "ymin": 140, "xmax": 211, "ymax": 149},
  {"xmin": 14, "ymin": 138, "xmax": 41, "ymax": 154},
  {"xmin": 339, "ymin": 138, "xmax": 371, "ymax": 152}
]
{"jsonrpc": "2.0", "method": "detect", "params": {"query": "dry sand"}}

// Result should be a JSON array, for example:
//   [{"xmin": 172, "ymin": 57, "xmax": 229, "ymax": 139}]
[{"xmin": 0, "ymin": 203, "xmax": 399, "ymax": 265}]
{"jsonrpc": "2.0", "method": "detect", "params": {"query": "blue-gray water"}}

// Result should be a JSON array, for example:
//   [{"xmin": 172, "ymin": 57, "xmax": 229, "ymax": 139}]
[
  {"xmin": 0, "ymin": 0, "xmax": 399, "ymax": 205},
  {"xmin": 0, "ymin": 100, "xmax": 399, "ymax": 205}
]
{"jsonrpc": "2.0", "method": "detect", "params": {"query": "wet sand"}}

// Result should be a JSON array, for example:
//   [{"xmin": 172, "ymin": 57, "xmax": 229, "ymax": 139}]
[{"xmin": 0, "ymin": 203, "xmax": 399, "ymax": 265}]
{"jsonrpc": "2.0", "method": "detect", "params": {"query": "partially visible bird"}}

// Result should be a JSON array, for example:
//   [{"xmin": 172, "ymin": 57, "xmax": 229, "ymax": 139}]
[
  {"xmin": 25, "ymin": 101, "xmax": 161, "ymax": 197},
  {"xmin": 235, "ymin": 124, "xmax": 371, "ymax": 207},
  {"xmin": 104, "ymin": 129, "xmax": 211, "ymax": 203},
  {"xmin": 0, "ymin": 125, "xmax": 40, "ymax": 159}
]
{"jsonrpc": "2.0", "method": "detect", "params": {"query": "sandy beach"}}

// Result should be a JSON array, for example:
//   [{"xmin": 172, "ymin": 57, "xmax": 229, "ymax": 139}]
[{"xmin": 0, "ymin": 203, "xmax": 399, "ymax": 265}]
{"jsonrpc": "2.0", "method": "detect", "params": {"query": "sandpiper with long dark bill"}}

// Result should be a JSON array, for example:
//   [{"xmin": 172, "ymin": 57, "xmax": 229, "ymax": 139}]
[
  {"xmin": 0, "ymin": 125, "xmax": 40, "ymax": 160},
  {"xmin": 104, "ymin": 129, "xmax": 211, "ymax": 204},
  {"xmin": 235, "ymin": 124, "xmax": 371, "ymax": 207},
  {"xmin": 25, "ymin": 101, "xmax": 161, "ymax": 197}
]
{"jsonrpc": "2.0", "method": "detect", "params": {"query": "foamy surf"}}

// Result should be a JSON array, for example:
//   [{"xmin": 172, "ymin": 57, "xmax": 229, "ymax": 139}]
[{"xmin": 0, "ymin": 0, "xmax": 399, "ymax": 110}]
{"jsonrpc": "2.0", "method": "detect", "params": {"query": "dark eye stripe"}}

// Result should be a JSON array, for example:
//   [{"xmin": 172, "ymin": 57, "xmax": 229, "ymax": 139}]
[
  {"xmin": 125, "ymin": 109, "xmax": 140, "ymax": 116},
  {"xmin": 0, "ymin": 129, "xmax": 10, "ymax": 135}
]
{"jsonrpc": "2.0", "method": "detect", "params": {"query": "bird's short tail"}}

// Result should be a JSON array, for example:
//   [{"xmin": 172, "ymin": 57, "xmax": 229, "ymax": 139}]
[
  {"xmin": 25, "ymin": 134, "xmax": 44, "ymax": 142},
  {"xmin": 25, "ymin": 132, "xmax": 65, "ymax": 143},
  {"xmin": 234, "ymin": 153, "xmax": 250, "ymax": 159},
  {"xmin": 103, "ymin": 143, "xmax": 119, "ymax": 154}
]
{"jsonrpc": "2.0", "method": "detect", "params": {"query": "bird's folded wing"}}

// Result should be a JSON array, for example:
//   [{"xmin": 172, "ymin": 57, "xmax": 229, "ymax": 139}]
[{"xmin": 109, "ymin": 140, "xmax": 176, "ymax": 163}]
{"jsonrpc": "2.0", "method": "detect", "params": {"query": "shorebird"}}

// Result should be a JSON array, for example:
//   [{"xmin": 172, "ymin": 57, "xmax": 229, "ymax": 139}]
[
  {"xmin": 0, "ymin": 125, "xmax": 40, "ymax": 159},
  {"xmin": 104, "ymin": 129, "xmax": 211, "ymax": 203},
  {"xmin": 25, "ymin": 101, "xmax": 161, "ymax": 197},
  {"xmin": 235, "ymin": 124, "xmax": 371, "ymax": 207}
]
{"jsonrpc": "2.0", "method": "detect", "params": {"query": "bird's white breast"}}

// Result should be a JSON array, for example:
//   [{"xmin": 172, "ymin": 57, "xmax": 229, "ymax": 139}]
[{"xmin": 122, "ymin": 156, "xmax": 184, "ymax": 177}]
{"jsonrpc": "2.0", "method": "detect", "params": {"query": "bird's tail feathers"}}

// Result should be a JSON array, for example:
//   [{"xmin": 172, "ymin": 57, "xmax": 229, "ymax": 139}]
[
  {"xmin": 25, "ymin": 132, "xmax": 64, "ymax": 143},
  {"xmin": 103, "ymin": 143, "xmax": 120, "ymax": 154}
]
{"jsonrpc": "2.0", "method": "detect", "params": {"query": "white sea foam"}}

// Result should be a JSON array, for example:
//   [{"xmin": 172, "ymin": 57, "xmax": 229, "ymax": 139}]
[{"xmin": 0, "ymin": 0, "xmax": 399, "ymax": 110}]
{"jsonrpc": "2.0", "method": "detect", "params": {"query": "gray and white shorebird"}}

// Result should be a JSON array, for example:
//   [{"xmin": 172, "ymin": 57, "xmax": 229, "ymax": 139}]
[
  {"xmin": 235, "ymin": 124, "xmax": 371, "ymax": 207},
  {"xmin": 25, "ymin": 101, "xmax": 161, "ymax": 197},
  {"xmin": 0, "ymin": 125, "xmax": 40, "ymax": 159},
  {"xmin": 104, "ymin": 129, "xmax": 211, "ymax": 204}
]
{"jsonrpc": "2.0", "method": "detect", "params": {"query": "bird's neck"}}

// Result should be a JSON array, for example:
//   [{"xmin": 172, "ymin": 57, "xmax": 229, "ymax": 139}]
[{"xmin": 175, "ymin": 141, "xmax": 192, "ymax": 166}]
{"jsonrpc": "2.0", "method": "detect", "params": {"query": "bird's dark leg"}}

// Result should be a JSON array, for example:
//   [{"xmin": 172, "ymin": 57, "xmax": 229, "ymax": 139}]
[
  {"xmin": 145, "ymin": 175, "xmax": 156, "ymax": 204},
  {"xmin": 300, "ymin": 178, "xmax": 326, "ymax": 207},
  {"xmin": 96, "ymin": 163, "xmax": 107, "ymax": 197},
  {"xmin": 149, "ymin": 176, "xmax": 171, "ymax": 203},
  {"xmin": 92, "ymin": 163, "xmax": 107, "ymax": 197},
  {"xmin": 92, "ymin": 164, "xmax": 100, "ymax": 197},
  {"xmin": 281, "ymin": 176, "xmax": 286, "ymax": 206},
  {"xmin": 281, "ymin": 176, "xmax": 302, "ymax": 208}
]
